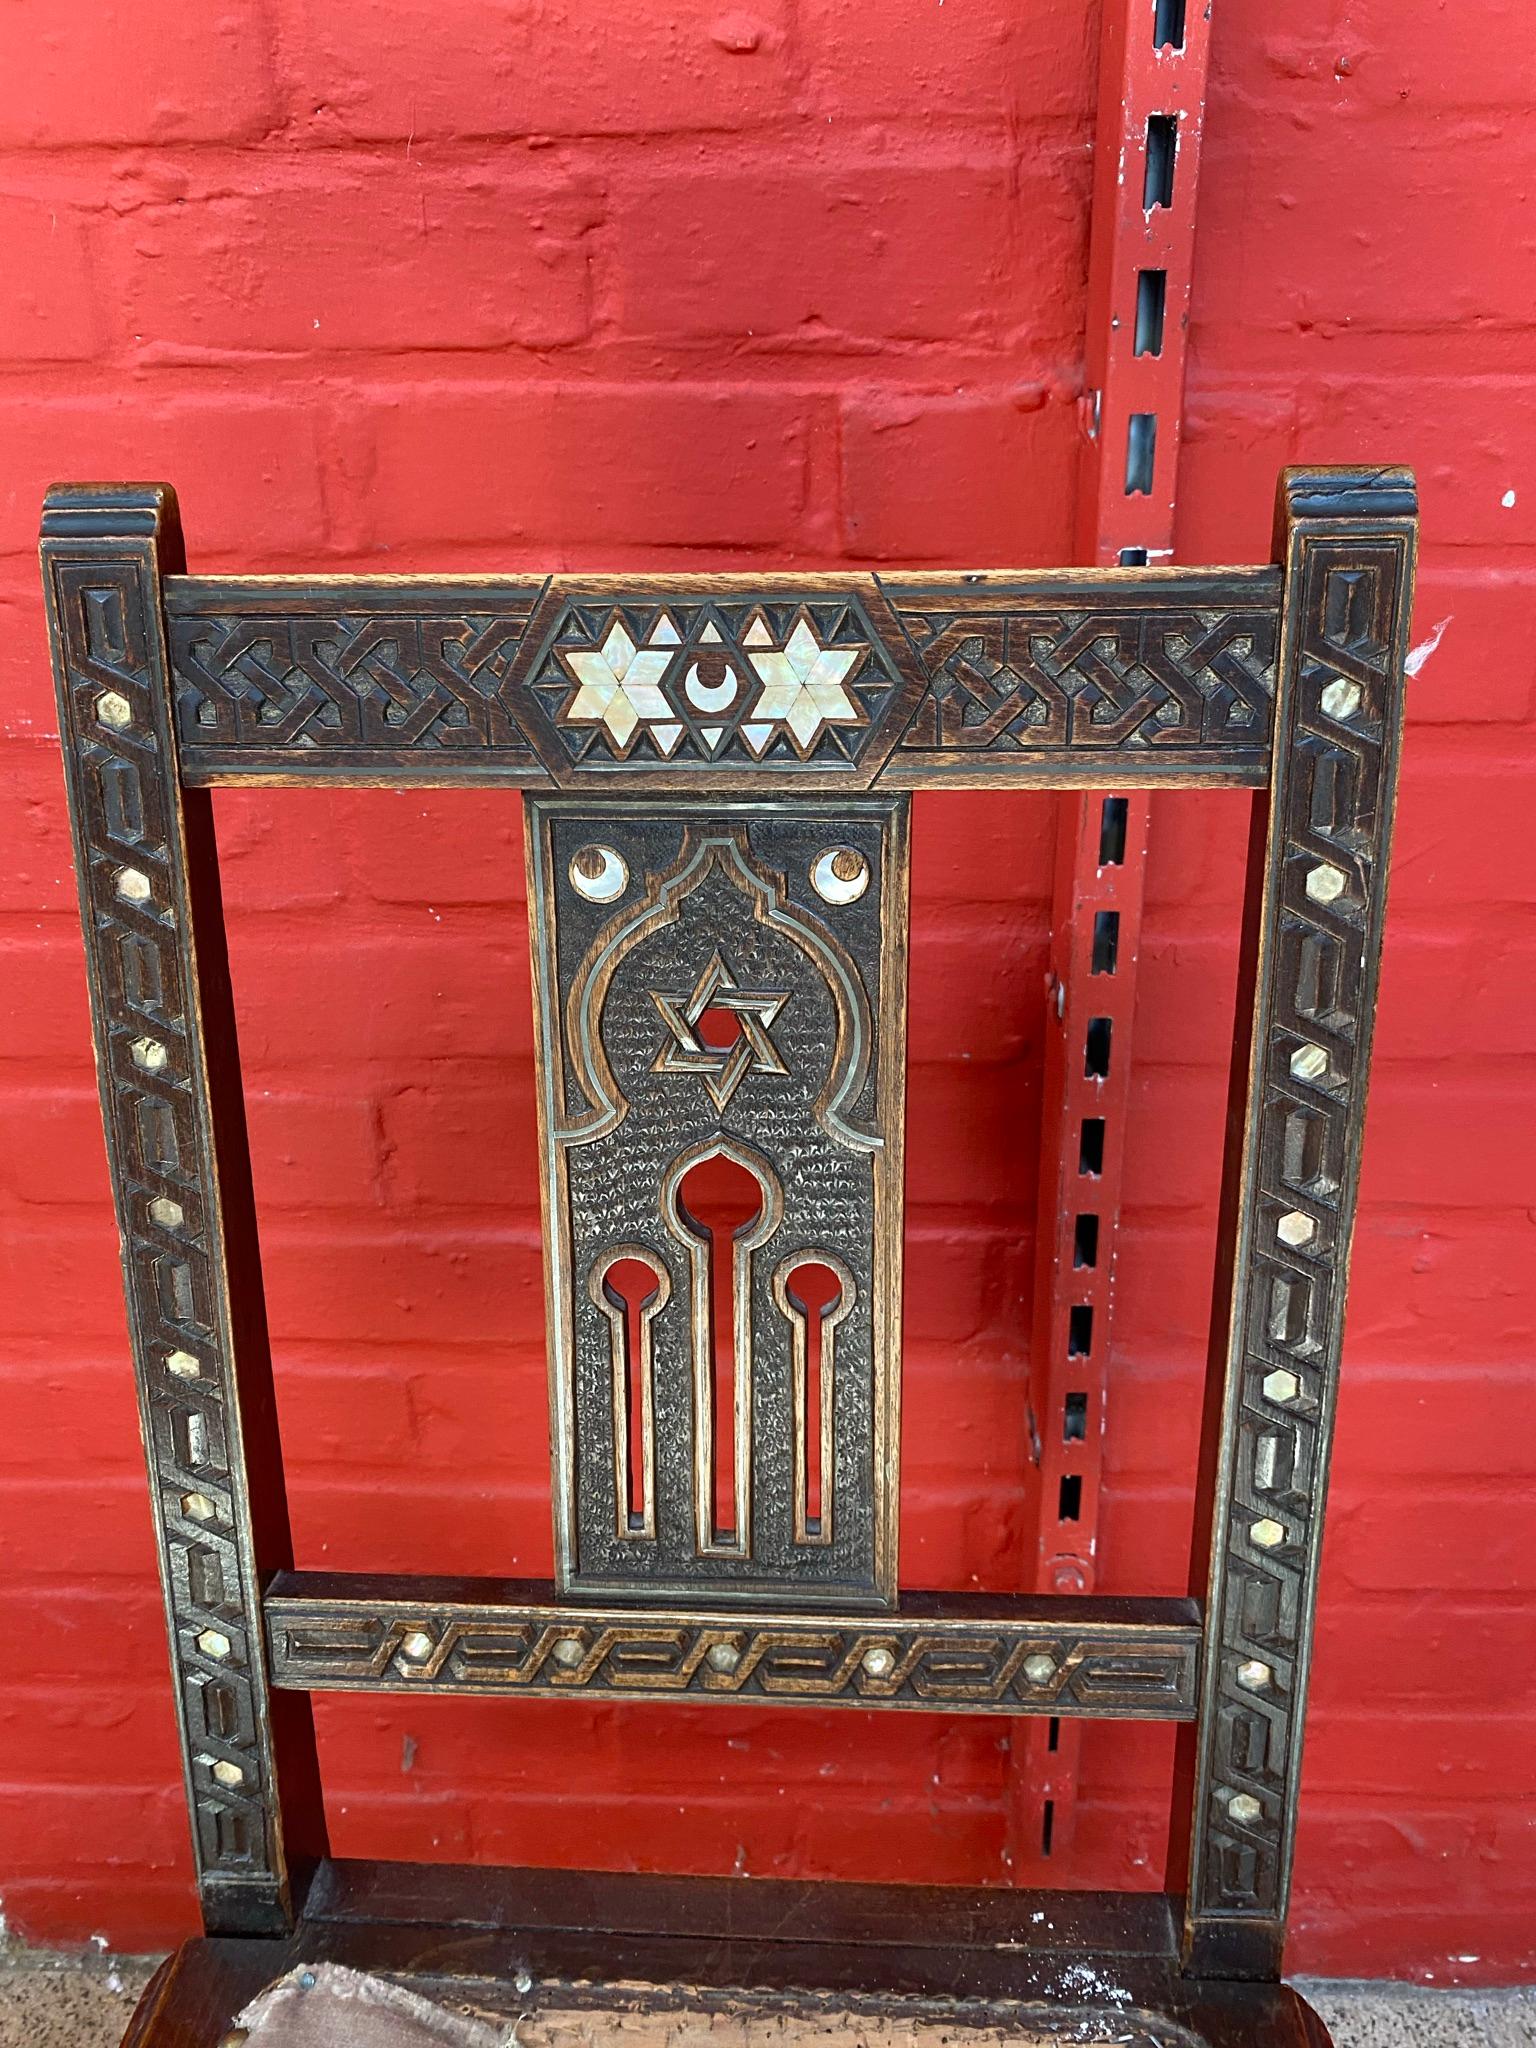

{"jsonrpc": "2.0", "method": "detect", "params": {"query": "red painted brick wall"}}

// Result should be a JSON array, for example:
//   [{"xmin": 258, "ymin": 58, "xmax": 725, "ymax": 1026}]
[{"xmin": 1, "ymin": 0, "xmax": 1531, "ymax": 1985}]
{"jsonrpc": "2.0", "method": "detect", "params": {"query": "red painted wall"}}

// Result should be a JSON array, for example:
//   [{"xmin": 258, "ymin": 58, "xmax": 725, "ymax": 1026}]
[{"xmin": 1, "ymin": 0, "xmax": 1532, "ymax": 1984}]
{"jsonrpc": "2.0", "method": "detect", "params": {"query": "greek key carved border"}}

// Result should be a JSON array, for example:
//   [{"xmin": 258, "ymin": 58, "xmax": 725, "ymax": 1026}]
[
  {"xmin": 42, "ymin": 487, "xmax": 301, "ymax": 1936},
  {"xmin": 1183, "ymin": 470, "xmax": 1417, "ymax": 1974},
  {"xmin": 265, "ymin": 1578, "xmax": 1201, "ymax": 1720}
]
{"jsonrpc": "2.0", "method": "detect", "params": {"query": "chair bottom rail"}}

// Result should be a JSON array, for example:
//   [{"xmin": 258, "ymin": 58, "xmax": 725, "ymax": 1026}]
[
  {"xmin": 124, "ymin": 1860, "xmax": 1330, "ymax": 2048},
  {"xmin": 263, "ymin": 1572, "xmax": 1201, "ymax": 1720}
]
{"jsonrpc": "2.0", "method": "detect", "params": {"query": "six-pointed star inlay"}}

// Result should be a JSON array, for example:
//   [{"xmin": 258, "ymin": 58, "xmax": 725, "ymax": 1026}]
[{"xmin": 650, "ymin": 949, "xmax": 790, "ymax": 1111}]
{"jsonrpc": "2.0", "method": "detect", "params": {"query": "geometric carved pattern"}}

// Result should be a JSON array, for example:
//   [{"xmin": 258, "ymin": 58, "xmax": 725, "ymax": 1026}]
[
  {"xmin": 163, "ymin": 572, "xmax": 1280, "ymax": 788},
  {"xmin": 649, "ymin": 948, "xmax": 790, "ymax": 1112},
  {"xmin": 168, "ymin": 599, "xmax": 543, "ymax": 762},
  {"xmin": 894, "ymin": 603, "xmax": 1278, "ymax": 759},
  {"xmin": 534, "ymin": 602, "xmax": 881, "ymax": 766},
  {"xmin": 44, "ymin": 468, "xmax": 1415, "ymax": 1972},
  {"xmin": 264, "ymin": 1583, "xmax": 1201, "ymax": 1719},
  {"xmin": 1186, "ymin": 472, "xmax": 1417, "ymax": 1966},
  {"xmin": 42, "ymin": 500, "xmax": 286, "ymax": 1922}
]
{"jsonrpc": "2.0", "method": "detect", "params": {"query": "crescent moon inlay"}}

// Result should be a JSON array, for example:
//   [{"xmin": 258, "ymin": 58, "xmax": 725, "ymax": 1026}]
[
  {"xmin": 570, "ymin": 844, "xmax": 629, "ymax": 904},
  {"xmin": 811, "ymin": 847, "xmax": 870, "ymax": 906},
  {"xmin": 684, "ymin": 660, "xmax": 738, "ymax": 712}
]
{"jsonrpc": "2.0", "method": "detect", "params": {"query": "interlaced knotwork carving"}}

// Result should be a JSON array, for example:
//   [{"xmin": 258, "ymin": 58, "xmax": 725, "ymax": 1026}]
[
  {"xmin": 895, "ymin": 606, "xmax": 1277, "ymax": 756},
  {"xmin": 170, "ymin": 600, "xmax": 544, "ymax": 758},
  {"xmin": 162, "ymin": 575, "xmax": 1280, "ymax": 786},
  {"xmin": 265, "ymin": 1591, "xmax": 1200, "ymax": 1719},
  {"xmin": 44, "ymin": 529, "xmax": 283, "ymax": 1904},
  {"xmin": 1188, "ymin": 493, "xmax": 1415, "ymax": 1954}
]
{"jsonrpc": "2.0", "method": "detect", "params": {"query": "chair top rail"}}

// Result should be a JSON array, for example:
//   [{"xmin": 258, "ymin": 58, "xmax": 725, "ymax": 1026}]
[{"xmin": 158, "ymin": 561, "xmax": 1284, "ymax": 793}]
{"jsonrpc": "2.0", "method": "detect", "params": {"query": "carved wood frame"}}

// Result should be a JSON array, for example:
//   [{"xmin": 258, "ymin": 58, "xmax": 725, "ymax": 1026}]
[{"xmin": 42, "ymin": 467, "xmax": 1416, "ymax": 1977}]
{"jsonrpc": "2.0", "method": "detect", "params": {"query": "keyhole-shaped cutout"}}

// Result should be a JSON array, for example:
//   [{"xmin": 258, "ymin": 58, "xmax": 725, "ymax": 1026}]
[
  {"xmin": 591, "ymin": 1249, "xmax": 669, "ymax": 1538},
  {"xmin": 604, "ymin": 1258, "xmax": 661, "ymax": 1529},
  {"xmin": 775, "ymin": 1253, "xmax": 853, "ymax": 1545},
  {"xmin": 677, "ymin": 1152, "xmax": 766, "ymax": 1549}
]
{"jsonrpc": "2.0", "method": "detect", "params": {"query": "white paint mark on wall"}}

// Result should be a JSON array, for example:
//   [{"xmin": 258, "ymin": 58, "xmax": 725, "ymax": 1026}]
[
  {"xmin": 1501, "ymin": 489, "xmax": 1517, "ymax": 508},
  {"xmin": 1405, "ymin": 615, "xmax": 1452, "ymax": 678}
]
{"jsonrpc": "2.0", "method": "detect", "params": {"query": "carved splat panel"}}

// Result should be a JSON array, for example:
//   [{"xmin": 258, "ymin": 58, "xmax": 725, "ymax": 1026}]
[{"xmin": 527, "ymin": 798, "xmax": 907, "ymax": 1606}]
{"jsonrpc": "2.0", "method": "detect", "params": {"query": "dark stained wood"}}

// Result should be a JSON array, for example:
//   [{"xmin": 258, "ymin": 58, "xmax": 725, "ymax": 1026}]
[
  {"xmin": 162, "ymin": 565, "xmax": 1281, "ymax": 791},
  {"xmin": 121, "ymin": 1859, "xmax": 1335, "ymax": 2048},
  {"xmin": 1176, "ymin": 467, "xmax": 1418, "ymax": 1978},
  {"xmin": 41, "ymin": 468, "xmax": 1413, "ymax": 2044},
  {"xmin": 40, "ymin": 485, "xmax": 326, "ymax": 1938},
  {"xmin": 263, "ymin": 1571, "xmax": 1202, "ymax": 1719},
  {"xmin": 525, "ymin": 797, "xmax": 911, "ymax": 1607}
]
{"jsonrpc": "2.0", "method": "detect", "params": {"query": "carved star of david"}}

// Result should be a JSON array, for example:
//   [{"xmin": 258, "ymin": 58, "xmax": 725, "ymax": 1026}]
[{"xmin": 649, "ymin": 949, "xmax": 790, "ymax": 1111}]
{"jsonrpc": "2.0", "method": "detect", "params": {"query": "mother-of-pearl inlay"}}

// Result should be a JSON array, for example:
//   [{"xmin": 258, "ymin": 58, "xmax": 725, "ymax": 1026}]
[
  {"xmin": 570, "ymin": 843, "xmax": 629, "ymax": 904},
  {"xmin": 683, "ymin": 657, "xmax": 738, "ymax": 712},
  {"xmin": 811, "ymin": 846, "xmax": 870, "ymax": 905}
]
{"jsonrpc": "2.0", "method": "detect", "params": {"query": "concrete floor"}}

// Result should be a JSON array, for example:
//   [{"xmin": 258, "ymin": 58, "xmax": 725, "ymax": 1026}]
[{"xmin": 0, "ymin": 1952, "xmax": 1531, "ymax": 2048}]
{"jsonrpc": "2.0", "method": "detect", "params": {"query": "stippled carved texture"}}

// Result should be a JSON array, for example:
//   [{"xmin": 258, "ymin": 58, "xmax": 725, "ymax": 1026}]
[
  {"xmin": 528, "ymin": 800, "xmax": 906, "ymax": 1608},
  {"xmin": 1192, "ymin": 525, "xmax": 1413, "ymax": 1931},
  {"xmin": 44, "ymin": 546, "xmax": 281, "ymax": 1897},
  {"xmin": 266, "ymin": 1600, "xmax": 1199, "ymax": 1719}
]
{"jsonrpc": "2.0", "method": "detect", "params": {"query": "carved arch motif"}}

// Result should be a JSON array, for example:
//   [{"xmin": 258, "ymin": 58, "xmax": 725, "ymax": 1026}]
[{"xmin": 558, "ymin": 825, "xmax": 880, "ymax": 1153}]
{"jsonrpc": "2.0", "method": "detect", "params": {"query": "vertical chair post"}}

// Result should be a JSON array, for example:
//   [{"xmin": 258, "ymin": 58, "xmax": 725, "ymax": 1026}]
[
  {"xmin": 41, "ymin": 485, "xmax": 325, "ymax": 1937},
  {"xmin": 1178, "ymin": 467, "xmax": 1418, "ymax": 1978}
]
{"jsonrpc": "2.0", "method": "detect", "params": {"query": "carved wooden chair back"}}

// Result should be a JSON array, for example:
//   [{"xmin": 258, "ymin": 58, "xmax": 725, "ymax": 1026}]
[{"xmin": 42, "ymin": 468, "xmax": 1416, "ymax": 2013}]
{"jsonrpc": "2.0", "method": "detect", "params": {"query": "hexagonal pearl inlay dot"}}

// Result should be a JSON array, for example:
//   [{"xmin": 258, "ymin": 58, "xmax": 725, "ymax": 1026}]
[
  {"xmin": 166, "ymin": 1349, "xmax": 201, "ymax": 1379},
  {"xmin": 1320, "ymin": 676, "xmax": 1363, "ymax": 721},
  {"xmin": 197, "ymin": 1629, "xmax": 232, "ymax": 1659},
  {"xmin": 400, "ymin": 1631, "xmax": 435, "ymax": 1662},
  {"xmin": 181, "ymin": 1491, "xmax": 217, "ymax": 1522},
  {"xmin": 1276, "ymin": 1210, "xmax": 1316, "ymax": 1248},
  {"xmin": 1305, "ymin": 861, "xmax": 1348, "ymax": 906},
  {"xmin": 116, "ymin": 867, "xmax": 152, "ymax": 903},
  {"xmin": 149, "ymin": 1195, "xmax": 185, "ymax": 1230},
  {"xmin": 861, "ymin": 1645, "xmax": 896, "ymax": 1678},
  {"xmin": 1249, "ymin": 1517, "xmax": 1286, "ymax": 1550},
  {"xmin": 132, "ymin": 1036, "xmax": 169, "ymax": 1072},
  {"xmin": 211, "ymin": 1759, "xmax": 245, "ymax": 1788},
  {"xmin": 1263, "ymin": 1368, "xmax": 1302, "ymax": 1406},
  {"xmin": 1290, "ymin": 1041, "xmax": 1329, "ymax": 1083},
  {"xmin": 1237, "ymin": 1659, "xmax": 1273, "ymax": 1691},
  {"xmin": 551, "ymin": 1636, "xmax": 585, "ymax": 1667},
  {"xmin": 96, "ymin": 690, "xmax": 133, "ymax": 728},
  {"xmin": 1227, "ymin": 1791, "xmax": 1263, "ymax": 1826},
  {"xmin": 1022, "ymin": 1653, "xmax": 1057, "ymax": 1686}
]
